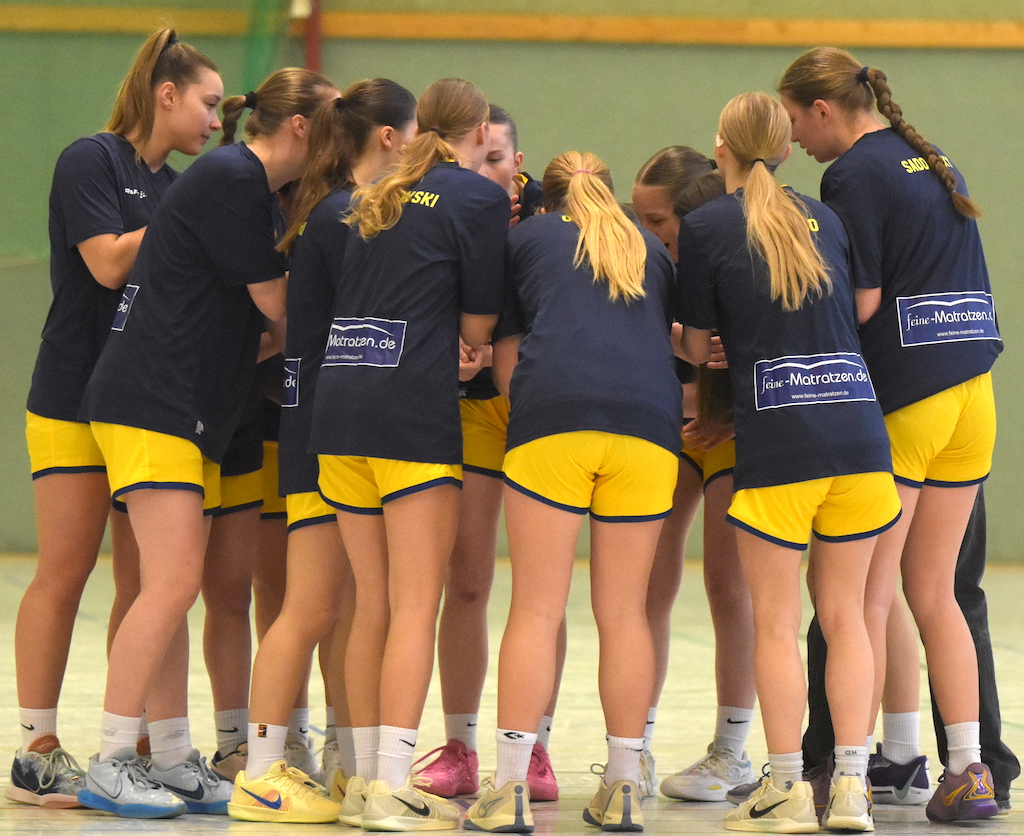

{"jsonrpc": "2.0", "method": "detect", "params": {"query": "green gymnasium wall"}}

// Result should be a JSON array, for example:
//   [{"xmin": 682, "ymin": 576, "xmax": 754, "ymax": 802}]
[{"xmin": 2, "ymin": 3, "xmax": 1023, "ymax": 558}]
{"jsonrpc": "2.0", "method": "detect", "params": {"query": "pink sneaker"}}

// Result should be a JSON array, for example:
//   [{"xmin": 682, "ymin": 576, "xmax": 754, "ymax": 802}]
[
  {"xmin": 412, "ymin": 739, "xmax": 479, "ymax": 797},
  {"xmin": 527, "ymin": 743, "xmax": 559, "ymax": 801}
]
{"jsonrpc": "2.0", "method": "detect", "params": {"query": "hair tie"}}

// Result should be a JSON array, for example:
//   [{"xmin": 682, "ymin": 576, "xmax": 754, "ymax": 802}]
[
  {"xmin": 163, "ymin": 32, "xmax": 178, "ymax": 49},
  {"xmin": 426, "ymin": 126, "xmax": 448, "ymax": 140},
  {"xmin": 858, "ymin": 66, "xmax": 871, "ymax": 84},
  {"xmin": 244, "ymin": 91, "xmax": 258, "ymax": 110},
  {"xmin": 334, "ymin": 96, "xmax": 347, "ymax": 111},
  {"xmin": 573, "ymin": 169, "xmax": 592, "ymax": 175},
  {"xmin": 751, "ymin": 158, "xmax": 766, "ymax": 166},
  {"xmin": 707, "ymin": 158, "xmax": 718, "ymax": 171}
]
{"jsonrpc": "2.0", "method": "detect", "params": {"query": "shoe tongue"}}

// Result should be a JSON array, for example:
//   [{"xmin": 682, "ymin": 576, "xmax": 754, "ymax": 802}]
[{"xmin": 28, "ymin": 734, "xmax": 60, "ymax": 755}]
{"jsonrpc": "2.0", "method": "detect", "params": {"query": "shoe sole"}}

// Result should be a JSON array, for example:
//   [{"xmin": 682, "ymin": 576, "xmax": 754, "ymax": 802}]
[
  {"xmin": 661, "ymin": 781, "xmax": 731, "ymax": 802},
  {"xmin": 824, "ymin": 813, "xmax": 873, "ymax": 831},
  {"xmin": 362, "ymin": 814, "xmax": 459, "ymax": 831},
  {"xmin": 724, "ymin": 818, "xmax": 819, "ymax": 833},
  {"xmin": 465, "ymin": 817, "xmax": 535, "ymax": 833},
  {"xmin": 870, "ymin": 788, "xmax": 928, "ymax": 806},
  {"xmin": 226, "ymin": 801, "xmax": 340, "ymax": 823},
  {"xmin": 5, "ymin": 785, "xmax": 83, "ymax": 809},
  {"xmin": 78, "ymin": 789, "xmax": 186, "ymax": 819},
  {"xmin": 412, "ymin": 778, "xmax": 479, "ymax": 798}
]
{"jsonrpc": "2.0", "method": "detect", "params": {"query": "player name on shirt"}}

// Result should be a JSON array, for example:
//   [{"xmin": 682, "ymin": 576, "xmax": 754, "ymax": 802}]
[
  {"xmin": 754, "ymin": 352, "xmax": 876, "ymax": 410},
  {"xmin": 900, "ymin": 155, "xmax": 952, "ymax": 174},
  {"xmin": 403, "ymin": 189, "xmax": 440, "ymax": 208}
]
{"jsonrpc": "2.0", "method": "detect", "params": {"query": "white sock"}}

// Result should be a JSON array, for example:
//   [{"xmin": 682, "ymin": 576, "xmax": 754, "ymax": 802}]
[
  {"xmin": 247, "ymin": 722, "xmax": 288, "ymax": 778},
  {"xmin": 536, "ymin": 715, "xmax": 554, "ymax": 750},
  {"xmin": 338, "ymin": 726, "xmax": 357, "ymax": 776},
  {"xmin": 769, "ymin": 751, "xmax": 803, "ymax": 792},
  {"xmin": 644, "ymin": 707, "xmax": 657, "ymax": 751},
  {"xmin": 19, "ymin": 707, "xmax": 57, "ymax": 751},
  {"xmin": 100, "ymin": 712, "xmax": 142, "ymax": 761},
  {"xmin": 714, "ymin": 706, "xmax": 754, "ymax": 758},
  {"xmin": 945, "ymin": 721, "xmax": 981, "ymax": 775},
  {"xmin": 605, "ymin": 735, "xmax": 644, "ymax": 785},
  {"xmin": 834, "ymin": 745, "xmax": 868, "ymax": 782},
  {"xmin": 444, "ymin": 713, "xmax": 478, "ymax": 751},
  {"xmin": 325, "ymin": 707, "xmax": 337, "ymax": 744},
  {"xmin": 865, "ymin": 734, "xmax": 874, "ymax": 754},
  {"xmin": 378, "ymin": 725, "xmax": 417, "ymax": 788},
  {"xmin": 494, "ymin": 729, "xmax": 536, "ymax": 789},
  {"xmin": 288, "ymin": 708, "xmax": 311, "ymax": 747},
  {"xmin": 881, "ymin": 711, "xmax": 920, "ymax": 765},
  {"xmin": 149, "ymin": 717, "xmax": 193, "ymax": 770},
  {"xmin": 215, "ymin": 708, "xmax": 248, "ymax": 754},
  {"xmin": 353, "ymin": 726, "xmax": 379, "ymax": 781}
]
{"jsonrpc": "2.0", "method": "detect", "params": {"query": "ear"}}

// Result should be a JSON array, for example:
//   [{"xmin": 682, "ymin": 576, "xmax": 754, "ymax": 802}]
[
  {"xmin": 476, "ymin": 121, "xmax": 488, "ymax": 146},
  {"xmin": 513, "ymin": 151, "xmax": 523, "ymax": 177},
  {"xmin": 781, "ymin": 143, "xmax": 792, "ymax": 163},
  {"xmin": 812, "ymin": 99, "xmax": 832, "ymax": 122},
  {"xmin": 379, "ymin": 125, "xmax": 395, "ymax": 149},
  {"xmin": 291, "ymin": 113, "xmax": 308, "ymax": 138},
  {"xmin": 155, "ymin": 80, "xmax": 177, "ymax": 110}
]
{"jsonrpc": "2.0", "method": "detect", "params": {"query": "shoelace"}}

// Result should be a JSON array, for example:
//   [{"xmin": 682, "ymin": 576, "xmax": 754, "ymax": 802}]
[
  {"xmin": 413, "ymin": 744, "xmax": 468, "ymax": 775},
  {"xmin": 282, "ymin": 766, "xmax": 329, "ymax": 798},
  {"xmin": 530, "ymin": 747, "xmax": 552, "ymax": 778},
  {"xmin": 193, "ymin": 755, "xmax": 229, "ymax": 788},
  {"xmin": 118, "ymin": 757, "xmax": 164, "ymax": 790},
  {"xmin": 35, "ymin": 748, "xmax": 84, "ymax": 790}
]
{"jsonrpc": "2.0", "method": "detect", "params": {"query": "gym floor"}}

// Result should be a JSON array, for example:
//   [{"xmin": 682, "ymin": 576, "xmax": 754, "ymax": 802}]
[{"xmin": 0, "ymin": 554, "xmax": 1021, "ymax": 834}]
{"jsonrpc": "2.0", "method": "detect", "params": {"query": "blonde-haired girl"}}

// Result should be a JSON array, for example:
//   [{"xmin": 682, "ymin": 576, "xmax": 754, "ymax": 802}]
[
  {"xmin": 309, "ymin": 77, "xmax": 508, "ymax": 831},
  {"xmin": 675, "ymin": 93, "xmax": 900, "ymax": 833},
  {"xmin": 465, "ymin": 151, "xmax": 681, "ymax": 833}
]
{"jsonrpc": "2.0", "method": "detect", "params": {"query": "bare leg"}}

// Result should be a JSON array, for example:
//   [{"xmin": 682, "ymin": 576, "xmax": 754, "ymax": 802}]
[{"xmin": 108, "ymin": 508, "xmax": 140, "ymax": 654}]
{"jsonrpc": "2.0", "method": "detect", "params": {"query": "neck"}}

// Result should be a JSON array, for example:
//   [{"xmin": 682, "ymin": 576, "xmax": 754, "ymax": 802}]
[
  {"xmin": 838, "ymin": 109, "xmax": 887, "ymax": 155},
  {"xmin": 350, "ymin": 147, "xmax": 393, "ymax": 187},
  {"xmin": 127, "ymin": 133, "xmax": 171, "ymax": 173},
  {"xmin": 447, "ymin": 135, "xmax": 483, "ymax": 172},
  {"xmin": 721, "ymin": 155, "xmax": 747, "ymax": 194},
  {"xmin": 247, "ymin": 135, "xmax": 303, "ymax": 193}
]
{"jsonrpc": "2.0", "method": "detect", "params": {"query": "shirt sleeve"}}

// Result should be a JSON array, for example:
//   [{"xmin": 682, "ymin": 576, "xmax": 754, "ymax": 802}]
[
  {"xmin": 54, "ymin": 138, "xmax": 128, "ymax": 249},
  {"xmin": 457, "ymin": 182, "xmax": 509, "ymax": 315},
  {"xmin": 676, "ymin": 217, "xmax": 717, "ymax": 330},
  {"xmin": 821, "ymin": 158, "xmax": 888, "ymax": 290}
]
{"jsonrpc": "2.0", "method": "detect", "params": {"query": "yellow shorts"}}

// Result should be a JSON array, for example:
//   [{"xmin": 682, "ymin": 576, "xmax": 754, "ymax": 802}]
[
  {"xmin": 503, "ymin": 431, "xmax": 678, "ymax": 522},
  {"xmin": 318, "ymin": 455, "xmax": 463, "ymax": 515},
  {"xmin": 261, "ymin": 440, "xmax": 287, "ymax": 518},
  {"xmin": 26, "ymin": 412, "xmax": 106, "ymax": 478},
  {"xmin": 216, "ymin": 468, "xmax": 263, "ymax": 517},
  {"xmin": 461, "ymin": 396, "xmax": 509, "ymax": 477},
  {"xmin": 91, "ymin": 422, "xmax": 221, "ymax": 513},
  {"xmin": 728, "ymin": 471, "xmax": 902, "ymax": 551},
  {"xmin": 885, "ymin": 373, "xmax": 995, "ymax": 488},
  {"xmin": 681, "ymin": 436, "xmax": 736, "ymax": 488},
  {"xmin": 286, "ymin": 490, "xmax": 336, "ymax": 532}
]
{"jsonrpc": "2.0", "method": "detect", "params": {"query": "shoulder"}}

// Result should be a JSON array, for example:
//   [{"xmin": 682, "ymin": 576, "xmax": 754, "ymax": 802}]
[
  {"xmin": 508, "ymin": 211, "xmax": 572, "ymax": 247},
  {"xmin": 55, "ymin": 133, "xmax": 125, "ymax": 173},
  {"xmin": 432, "ymin": 163, "xmax": 509, "ymax": 204}
]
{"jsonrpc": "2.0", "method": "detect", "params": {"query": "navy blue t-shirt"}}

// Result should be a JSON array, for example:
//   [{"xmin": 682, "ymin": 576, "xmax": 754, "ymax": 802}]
[
  {"xmin": 499, "ymin": 212, "xmax": 682, "ymax": 455},
  {"xmin": 279, "ymin": 187, "xmax": 352, "ymax": 495},
  {"xmin": 678, "ymin": 189, "xmax": 892, "ymax": 490},
  {"xmin": 821, "ymin": 129, "xmax": 1001, "ymax": 414},
  {"xmin": 29, "ymin": 133, "xmax": 176, "ymax": 421},
  {"xmin": 310, "ymin": 162, "xmax": 508, "ymax": 463},
  {"xmin": 83, "ymin": 143, "xmax": 287, "ymax": 463}
]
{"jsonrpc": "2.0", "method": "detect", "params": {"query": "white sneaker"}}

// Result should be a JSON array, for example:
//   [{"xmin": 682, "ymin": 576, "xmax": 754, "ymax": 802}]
[
  {"xmin": 77, "ymin": 748, "xmax": 187, "ymax": 819},
  {"xmin": 146, "ymin": 749, "xmax": 233, "ymax": 814},
  {"xmin": 322, "ymin": 737, "xmax": 342, "ymax": 778},
  {"xmin": 724, "ymin": 777, "xmax": 819, "ymax": 833},
  {"xmin": 285, "ymin": 732, "xmax": 322, "ymax": 784},
  {"xmin": 662, "ymin": 743, "xmax": 755, "ymax": 801},
  {"xmin": 639, "ymin": 749, "xmax": 658, "ymax": 800},
  {"xmin": 824, "ymin": 775, "xmax": 873, "ymax": 832},
  {"xmin": 361, "ymin": 777, "xmax": 461, "ymax": 830}
]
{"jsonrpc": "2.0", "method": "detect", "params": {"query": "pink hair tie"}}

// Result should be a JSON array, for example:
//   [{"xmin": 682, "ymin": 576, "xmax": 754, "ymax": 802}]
[{"xmin": 573, "ymin": 169, "xmax": 592, "ymax": 174}]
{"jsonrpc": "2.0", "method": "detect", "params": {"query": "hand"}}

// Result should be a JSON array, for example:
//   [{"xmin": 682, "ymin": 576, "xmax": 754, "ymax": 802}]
[
  {"xmin": 508, "ymin": 193, "xmax": 522, "ymax": 228},
  {"xmin": 459, "ymin": 338, "xmax": 490, "ymax": 381},
  {"xmin": 706, "ymin": 333, "xmax": 729, "ymax": 369},
  {"xmin": 682, "ymin": 417, "xmax": 735, "ymax": 452}
]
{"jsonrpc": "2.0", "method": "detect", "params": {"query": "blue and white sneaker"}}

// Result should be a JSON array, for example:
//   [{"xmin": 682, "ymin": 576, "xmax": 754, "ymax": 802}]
[
  {"xmin": 866, "ymin": 744, "xmax": 930, "ymax": 805},
  {"xmin": 6, "ymin": 737, "xmax": 85, "ymax": 808},
  {"xmin": 146, "ymin": 749, "xmax": 233, "ymax": 814},
  {"xmin": 78, "ymin": 748, "xmax": 186, "ymax": 818}
]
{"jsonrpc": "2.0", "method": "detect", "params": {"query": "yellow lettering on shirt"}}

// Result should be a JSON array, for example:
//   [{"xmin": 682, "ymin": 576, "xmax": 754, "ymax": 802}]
[
  {"xmin": 403, "ymin": 190, "xmax": 441, "ymax": 208},
  {"xmin": 807, "ymin": 217, "xmax": 819, "ymax": 232},
  {"xmin": 901, "ymin": 155, "xmax": 952, "ymax": 174}
]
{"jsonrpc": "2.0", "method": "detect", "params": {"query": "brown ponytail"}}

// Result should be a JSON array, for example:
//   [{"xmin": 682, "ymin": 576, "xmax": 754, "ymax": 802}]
[
  {"xmin": 779, "ymin": 47, "xmax": 980, "ymax": 218},
  {"xmin": 346, "ymin": 78, "xmax": 488, "ymax": 240},
  {"xmin": 220, "ymin": 67, "xmax": 336, "ymax": 146},
  {"xmin": 278, "ymin": 79, "xmax": 416, "ymax": 254},
  {"xmin": 105, "ymin": 28, "xmax": 217, "ymax": 151}
]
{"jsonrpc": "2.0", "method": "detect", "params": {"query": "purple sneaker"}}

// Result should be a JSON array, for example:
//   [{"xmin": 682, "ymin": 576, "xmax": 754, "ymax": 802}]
[
  {"xmin": 925, "ymin": 763, "xmax": 998, "ymax": 822},
  {"xmin": 867, "ymin": 744, "xmax": 929, "ymax": 805}
]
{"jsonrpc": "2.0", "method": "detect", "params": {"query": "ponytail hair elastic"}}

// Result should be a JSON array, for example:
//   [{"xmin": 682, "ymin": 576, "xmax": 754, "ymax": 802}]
[
  {"xmin": 751, "ymin": 158, "xmax": 766, "ymax": 166},
  {"xmin": 858, "ymin": 66, "xmax": 871, "ymax": 84},
  {"xmin": 425, "ymin": 126, "xmax": 448, "ymax": 140},
  {"xmin": 573, "ymin": 169, "xmax": 592, "ymax": 175},
  {"xmin": 163, "ymin": 32, "xmax": 179, "ymax": 50},
  {"xmin": 244, "ymin": 91, "xmax": 259, "ymax": 110},
  {"xmin": 334, "ymin": 96, "xmax": 347, "ymax": 111}
]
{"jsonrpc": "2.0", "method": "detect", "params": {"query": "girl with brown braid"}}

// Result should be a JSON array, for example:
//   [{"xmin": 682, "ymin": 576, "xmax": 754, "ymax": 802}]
[{"xmin": 780, "ymin": 46, "xmax": 1002, "ymax": 823}]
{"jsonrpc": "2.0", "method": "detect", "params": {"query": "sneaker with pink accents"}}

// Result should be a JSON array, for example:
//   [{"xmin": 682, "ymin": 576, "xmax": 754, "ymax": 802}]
[
  {"xmin": 527, "ymin": 743, "xmax": 559, "ymax": 801},
  {"xmin": 412, "ymin": 739, "xmax": 479, "ymax": 798}
]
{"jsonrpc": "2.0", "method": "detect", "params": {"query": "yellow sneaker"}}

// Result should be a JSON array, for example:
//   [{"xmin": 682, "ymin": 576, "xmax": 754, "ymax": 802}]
[
  {"xmin": 338, "ymin": 774, "xmax": 367, "ymax": 826},
  {"xmin": 361, "ymin": 777, "xmax": 460, "ymax": 831},
  {"xmin": 227, "ymin": 760, "xmax": 342, "ymax": 823},
  {"xmin": 465, "ymin": 778, "xmax": 534, "ymax": 832},
  {"xmin": 328, "ymin": 766, "xmax": 350, "ymax": 805},
  {"xmin": 724, "ymin": 777, "xmax": 819, "ymax": 833},
  {"xmin": 583, "ymin": 778, "xmax": 643, "ymax": 831}
]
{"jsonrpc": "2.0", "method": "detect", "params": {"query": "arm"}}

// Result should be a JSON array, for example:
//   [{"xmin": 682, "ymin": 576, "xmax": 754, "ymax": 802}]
[
  {"xmin": 460, "ymin": 312, "xmax": 498, "ymax": 350},
  {"xmin": 856, "ymin": 287, "xmax": 881, "ymax": 324},
  {"xmin": 259, "ymin": 318, "xmax": 286, "ymax": 361},
  {"xmin": 77, "ymin": 228, "xmax": 148, "ymax": 289},
  {"xmin": 492, "ymin": 334, "xmax": 521, "ymax": 398},
  {"xmin": 675, "ymin": 324, "xmax": 713, "ymax": 366},
  {"xmin": 248, "ymin": 275, "xmax": 287, "ymax": 322}
]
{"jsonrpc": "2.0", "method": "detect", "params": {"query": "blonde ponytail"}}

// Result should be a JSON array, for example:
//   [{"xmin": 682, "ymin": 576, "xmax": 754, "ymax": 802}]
[
  {"xmin": 543, "ymin": 151, "xmax": 646, "ymax": 302},
  {"xmin": 719, "ymin": 93, "xmax": 831, "ymax": 311},
  {"xmin": 346, "ymin": 78, "xmax": 488, "ymax": 240}
]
